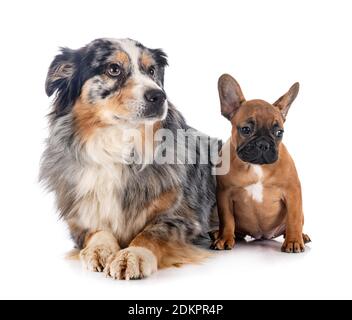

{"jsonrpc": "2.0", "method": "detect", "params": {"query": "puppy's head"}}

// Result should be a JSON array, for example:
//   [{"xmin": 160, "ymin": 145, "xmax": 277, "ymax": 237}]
[
  {"xmin": 218, "ymin": 74, "xmax": 299, "ymax": 165},
  {"xmin": 46, "ymin": 38, "xmax": 168, "ymax": 137}
]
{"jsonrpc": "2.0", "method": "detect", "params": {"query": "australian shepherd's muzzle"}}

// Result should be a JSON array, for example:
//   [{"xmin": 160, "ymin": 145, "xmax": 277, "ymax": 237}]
[{"xmin": 40, "ymin": 38, "xmax": 218, "ymax": 280}]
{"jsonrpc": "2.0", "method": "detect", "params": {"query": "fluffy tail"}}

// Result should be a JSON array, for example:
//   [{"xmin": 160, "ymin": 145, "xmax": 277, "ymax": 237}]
[
  {"xmin": 158, "ymin": 242, "xmax": 211, "ymax": 269},
  {"xmin": 65, "ymin": 248, "xmax": 80, "ymax": 260}
]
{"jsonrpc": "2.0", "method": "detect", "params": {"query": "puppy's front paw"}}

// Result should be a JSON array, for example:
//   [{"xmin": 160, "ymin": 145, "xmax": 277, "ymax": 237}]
[
  {"xmin": 104, "ymin": 246, "xmax": 157, "ymax": 280},
  {"xmin": 211, "ymin": 234, "xmax": 235, "ymax": 250},
  {"xmin": 281, "ymin": 237, "xmax": 305, "ymax": 253},
  {"xmin": 80, "ymin": 245, "xmax": 116, "ymax": 272}
]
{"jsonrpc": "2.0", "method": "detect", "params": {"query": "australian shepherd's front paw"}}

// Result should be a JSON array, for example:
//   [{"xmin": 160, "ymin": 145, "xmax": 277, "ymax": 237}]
[
  {"xmin": 104, "ymin": 246, "xmax": 157, "ymax": 280},
  {"xmin": 80, "ymin": 245, "xmax": 116, "ymax": 272}
]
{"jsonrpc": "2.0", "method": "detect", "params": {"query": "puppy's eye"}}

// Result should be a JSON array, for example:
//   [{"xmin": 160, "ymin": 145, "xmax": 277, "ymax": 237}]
[
  {"xmin": 107, "ymin": 64, "xmax": 122, "ymax": 77},
  {"xmin": 148, "ymin": 66, "xmax": 155, "ymax": 76},
  {"xmin": 275, "ymin": 129, "xmax": 284, "ymax": 138},
  {"xmin": 240, "ymin": 126, "xmax": 252, "ymax": 136}
]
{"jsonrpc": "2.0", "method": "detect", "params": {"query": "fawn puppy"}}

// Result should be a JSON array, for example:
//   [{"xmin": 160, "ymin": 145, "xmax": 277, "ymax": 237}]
[{"xmin": 212, "ymin": 74, "xmax": 310, "ymax": 253}]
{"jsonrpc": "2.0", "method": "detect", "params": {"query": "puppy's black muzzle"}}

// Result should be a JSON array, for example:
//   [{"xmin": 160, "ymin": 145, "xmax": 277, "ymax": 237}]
[
  {"xmin": 144, "ymin": 89, "xmax": 166, "ymax": 118},
  {"xmin": 237, "ymin": 137, "xmax": 278, "ymax": 165}
]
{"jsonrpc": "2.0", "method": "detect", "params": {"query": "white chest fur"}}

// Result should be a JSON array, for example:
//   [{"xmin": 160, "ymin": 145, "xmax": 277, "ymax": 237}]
[
  {"xmin": 245, "ymin": 165, "xmax": 264, "ymax": 203},
  {"xmin": 73, "ymin": 125, "xmax": 133, "ymax": 242},
  {"xmin": 75, "ymin": 164, "xmax": 124, "ymax": 234},
  {"xmin": 70, "ymin": 124, "xmax": 156, "ymax": 247}
]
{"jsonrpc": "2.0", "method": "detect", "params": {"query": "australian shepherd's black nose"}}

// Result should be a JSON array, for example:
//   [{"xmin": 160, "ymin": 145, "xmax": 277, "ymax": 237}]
[{"xmin": 40, "ymin": 38, "xmax": 218, "ymax": 280}]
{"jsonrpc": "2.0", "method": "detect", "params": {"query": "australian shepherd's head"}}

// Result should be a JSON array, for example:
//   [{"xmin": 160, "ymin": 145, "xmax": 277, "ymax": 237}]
[{"xmin": 45, "ymin": 38, "xmax": 168, "ymax": 143}]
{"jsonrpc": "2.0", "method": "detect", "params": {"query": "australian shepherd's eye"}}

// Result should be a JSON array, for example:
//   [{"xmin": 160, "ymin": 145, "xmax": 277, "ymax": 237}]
[
  {"xmin": 107, "ymin": 63, "xmax": 122, "ymax": 77},
  {"xmin": 148, "ymin": 66, "xmax": 155, "ymax": 76}
]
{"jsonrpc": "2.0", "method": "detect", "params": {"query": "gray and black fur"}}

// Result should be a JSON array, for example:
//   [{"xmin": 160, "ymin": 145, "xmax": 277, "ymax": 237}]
[{"xmin": 40, "ymin": 38, "xmax": 218, "ymax": 272}]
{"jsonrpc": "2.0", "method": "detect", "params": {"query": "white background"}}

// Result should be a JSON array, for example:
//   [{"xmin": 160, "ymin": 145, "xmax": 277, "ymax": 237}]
[{"xmin": 0, "ymin": 0, "xmax": 351, "ymax": 300}]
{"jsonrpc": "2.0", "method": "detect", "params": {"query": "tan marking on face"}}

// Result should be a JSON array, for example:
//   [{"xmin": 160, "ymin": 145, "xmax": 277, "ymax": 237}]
[
  {"xmin": 115, "ymin": 51, "xmax": 130, "ymax": 69},
  {"xmin": 140, "ymin": 51, "xmax": 155, "ymax": 69},
  {"xmin": 73, "ymin": 99, "xmax": 106, "ymax": 143},
  {"xmin": 103, "ymin": 78, "xmax": 136, "ymax": 117},
  {"xmin": 74, "ymin": 79, "xmax": 138, "ymax": 142}
]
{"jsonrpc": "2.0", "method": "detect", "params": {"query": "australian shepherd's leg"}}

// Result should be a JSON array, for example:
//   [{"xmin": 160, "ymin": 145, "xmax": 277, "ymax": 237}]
[
  {"xmin": 104, "ymin": 242, "xmax": 158, "ymax": 280},
  {"xmin": 104, "ymin": 215, "xmax": 208, "ymax": 280},
  {"xmin": 79, "ymin": 231, "xmax": 120, "ymax": 272}
]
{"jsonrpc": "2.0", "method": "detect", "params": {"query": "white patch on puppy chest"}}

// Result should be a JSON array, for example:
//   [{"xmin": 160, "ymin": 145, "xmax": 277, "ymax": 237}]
[
  {"xmin": 245, "ymin": 165, "xmax": 264, "ymax": 203},
  {"xmin": 245, "ymin": 182, "xmax": 263, "ymax": 203}
]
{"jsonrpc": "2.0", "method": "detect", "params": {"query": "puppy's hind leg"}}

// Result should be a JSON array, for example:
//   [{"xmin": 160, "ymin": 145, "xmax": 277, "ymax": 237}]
[{"xmin": 302, "ymin": 233, "xmax": 311, "ymax": 244}]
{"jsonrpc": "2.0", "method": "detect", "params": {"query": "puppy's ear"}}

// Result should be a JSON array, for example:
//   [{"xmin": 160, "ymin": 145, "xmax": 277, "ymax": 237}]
[
  {"xmin": 45, "ymin": 48, "xmax": 79, "ymax": 116},
  {"xmin": 273, "ymin": 82, "xmax": 299, "ymax": 120},
  {"xmin": 218, "ymin": 74, "xmax": 245, "ymax": 120}
]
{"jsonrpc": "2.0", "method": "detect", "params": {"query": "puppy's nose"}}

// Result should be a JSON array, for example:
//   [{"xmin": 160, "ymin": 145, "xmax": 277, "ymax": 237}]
[
  {"xmin": 144, "ymin": 89, "xmax": 166, "ymax": 105},
  {"xmin": 256, "ymin": 140, "xmax": 270, "ymax": 152}
]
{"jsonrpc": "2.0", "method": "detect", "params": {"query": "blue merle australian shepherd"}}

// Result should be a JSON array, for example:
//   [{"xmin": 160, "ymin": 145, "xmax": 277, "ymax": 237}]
[{"xmin": 40, "ymin": 38, "xmax": 219, "ymax": 280}]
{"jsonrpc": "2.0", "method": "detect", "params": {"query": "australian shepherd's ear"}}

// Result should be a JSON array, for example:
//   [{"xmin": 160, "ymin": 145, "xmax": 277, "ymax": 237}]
[
  {"xmin": 45, "ymin": 48, "xmax": 80, "ymax": 117},
  {"xmin": 148, "ymin": 48, "xmax": 168, "ymax": 86}
]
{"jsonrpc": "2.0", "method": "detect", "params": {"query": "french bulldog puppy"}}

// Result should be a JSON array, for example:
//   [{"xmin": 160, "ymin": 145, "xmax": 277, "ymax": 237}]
[{"xmin": 212, "ymin": 74, "xmax": 310, "ymax": 253}]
